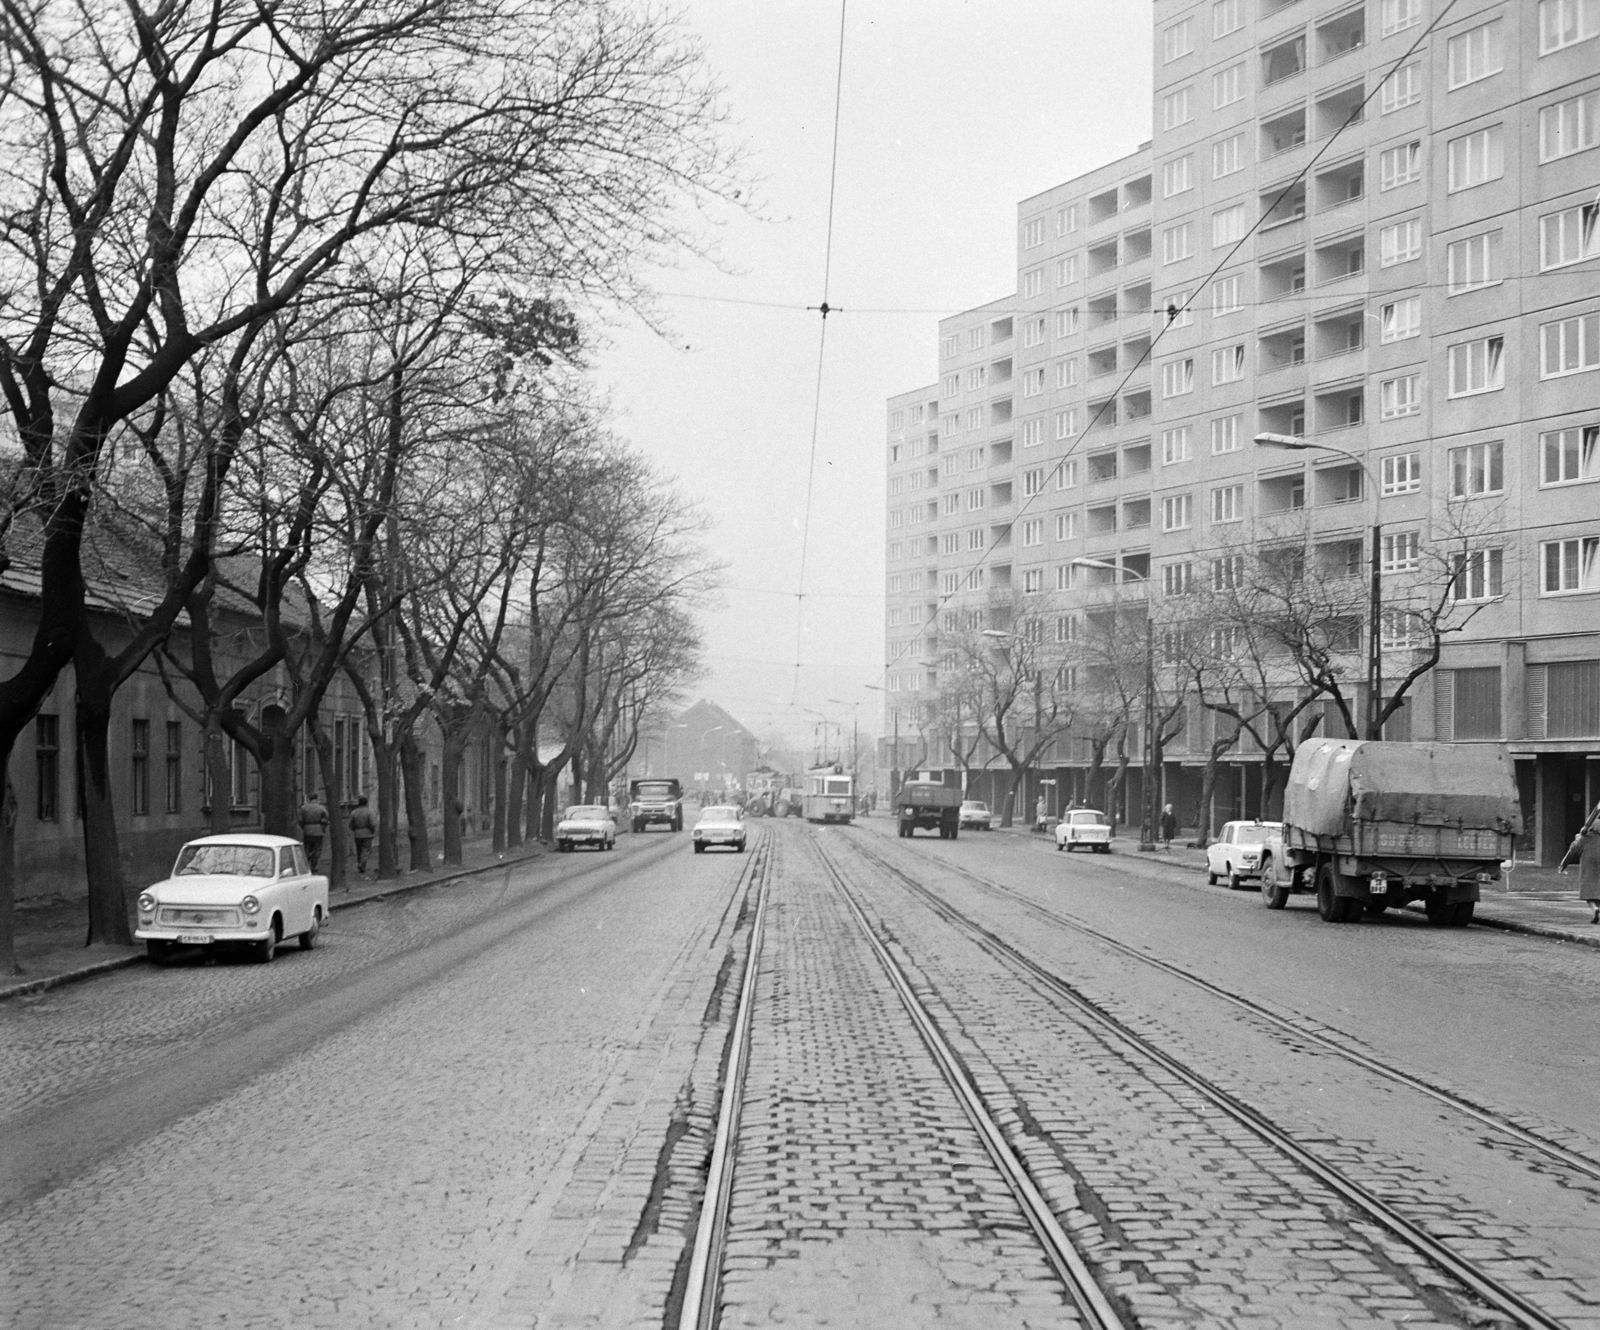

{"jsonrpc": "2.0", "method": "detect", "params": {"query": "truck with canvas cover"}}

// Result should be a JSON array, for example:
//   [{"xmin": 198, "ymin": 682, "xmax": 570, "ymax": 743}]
[
  {"xmin": 895, "ymin": 779, "xmax": 962, "ymax": 839},
  {"xmin": 629, "ymin": 777, "xmax": 683, "ymax": 833},
  {"xmin": 1268, "ymin": 739, "xmax": 1521, "ymax": 926}
]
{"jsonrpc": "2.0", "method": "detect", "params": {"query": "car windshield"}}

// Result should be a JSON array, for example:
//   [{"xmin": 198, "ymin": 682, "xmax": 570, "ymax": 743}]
[
  {"xmin": 702, "ymin": 806, "xmax": 740, "ymax": 819},
  {"xmin": 1235, "ymin": 825, "xmax": 1273, "ymax": 845},
  {"xmin": 636, "ymin": 783, "xmax": 676, "ymax": 800},
  {"xmin": 564, "ymin": 806, "xmax": 609, "ymax": 820},
  {"xmin": 174, "ymin": 844, "xmax": 275, "ymax": 878},
  {"xmin": 1071, "ymin": 811, "xmax": 1104, "ymax": 824},
  {"xmin": 964, "ymin": 802, "xmax": 987, "ymax": 812}
]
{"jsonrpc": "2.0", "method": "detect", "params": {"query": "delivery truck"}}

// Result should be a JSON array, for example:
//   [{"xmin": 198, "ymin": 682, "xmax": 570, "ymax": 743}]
[{"xmin": 895, "ymin": 779, "xmax": 963, "ymax": 839}]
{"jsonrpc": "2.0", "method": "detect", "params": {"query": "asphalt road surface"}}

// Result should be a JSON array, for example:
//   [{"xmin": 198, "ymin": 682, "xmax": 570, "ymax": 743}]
[{"xmin": 3, "ymin": 816, "xmax": 1597, "ymax": 1329}]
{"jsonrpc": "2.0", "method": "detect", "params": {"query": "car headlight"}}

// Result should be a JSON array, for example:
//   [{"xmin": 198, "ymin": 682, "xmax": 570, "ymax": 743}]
[
  {"xmin": 241, "ymin": 895, "xmax": 261, "ymax": 915},
  {"xmin": 137, "ymin": 892, "xmax": 156, "ymax": 913}
]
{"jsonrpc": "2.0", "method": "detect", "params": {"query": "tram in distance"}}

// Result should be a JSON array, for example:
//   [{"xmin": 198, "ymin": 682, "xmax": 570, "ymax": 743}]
[{"xmin": 803, "ymin": 764, "xmax": 855, "ymax": 824}]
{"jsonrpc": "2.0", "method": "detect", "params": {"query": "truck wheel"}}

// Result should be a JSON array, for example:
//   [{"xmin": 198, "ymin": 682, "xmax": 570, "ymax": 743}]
[
  {"xmin": 1316, "ymin": 863, "xmax": 1360, "ymax": 923},
  {"xmin": 1259, "ymin": 856, "xmax": 1289, "ymax": 910}
]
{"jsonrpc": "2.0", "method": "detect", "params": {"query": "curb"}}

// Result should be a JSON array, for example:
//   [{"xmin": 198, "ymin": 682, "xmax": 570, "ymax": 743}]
[{"xmin": 0, "ymin": 847, "xmax": 545, "ymax": 1005}]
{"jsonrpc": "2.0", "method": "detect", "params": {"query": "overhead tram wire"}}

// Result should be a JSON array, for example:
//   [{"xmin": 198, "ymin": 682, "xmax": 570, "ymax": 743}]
[
  {"xmin": 901, "ymin": 0, "xmax": 1463, "ymax": 669},
  {"xmin": 791, "ymin": 0, "xmax": 850, "ymax": 708}
]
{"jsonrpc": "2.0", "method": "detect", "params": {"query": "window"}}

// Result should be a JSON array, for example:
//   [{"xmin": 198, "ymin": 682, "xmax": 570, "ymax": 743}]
[
  {"xmin": 964, "ymin": 407, "xmax": 982, "ymax": 431},
  {"xmin": 1214, "ymin": 0, "xmax": 1243, "ymax": 38},
  {"xmin": 941, "ymin": 531, "xmax": 959, "ymax": 553},
  {"xmin": 1164, "ymin": 291, "xmax": 1193, "ymax": 326},
  {"xmin": 1022, "ymin": 466, "xmax": 1045, "ymax": 496},
  {"xmin": 1055, "ymin": 254, "xmax": 1079, "ymax": 286},
  {"xmin": 1446, "ymin": 230, "xmax": 1502, "ymax": 293},
  {"xmin": 967, "ymin": 327, "xmax": 986, "ymax": 350},
  {"xmin": 1540, "ymin": 90, "xmax": 1599, "ymax": 161},
  {"xmin": 965, "ymin": 366, "xmax": 986, "ymax": 391},
  {"xmin": 1379, "ymin": 141, "xmax": 1421, "ymax": 190},
  {"xmin": 888, "ymin": 442, "xmax": 901, "ymax": 464},
  {"xmin": 941, "ymin": 493, "xmax": 959, "ymax": 516},
  {"xmin": 1056, "ymin": 307, "xmax": 1081, "ymax": 337},
  {"xmin": 1379, "ymin": 219, "xmax": 1421, "ymax": 267},
  {"xmin": 165, "ymin": 720, "xmax": 182, "ymax": 814},
  {"xmin": 1382, "ymin": 531, "xmax": 1421, "ymax": 572},
  {"xmin": 1162, "ymin": 222, "xmax": 1194, "ymax": 264},
  {"xmin": 1540, "ymin": 204, "xmax": 1600, "ymax": 270},
  {"xmin": 912, "ymin": 404, "xmax": 925, "ymax": 424},
  {"xmin": 1544, "ymin": 537, "xmax": 1600, "ymax": 594},
  {"xmin": 1162, "ymin": 561, "xmax": 1194, "ymax": 596},
  {"xmin": 1380, "ymin": 0, "xmax": 1421, "ymax": 34},
  {"xmin": 1023, "ymin": 367, "xmax": 1045, "ymax": 397},
  {"xmin": 1056, "ymin": 204, "xmax": 1078, "ymax": 235},
  {"xmin": 1055, "ymin": 511, "xmax": 1077, "ymax": 541},
  {"xmin": 1055, "ymin": 409, "xmax": 1078, "ymax": 440},
  {"xmin": 890, "ymin": 509, "xmax": 904, "ymax": 530},
  {"xmin": 1542, "ymin": 425, "xmax": 1600, "ymax": 485},
  {"xmin": 1539, "ymin": 0, "xmax": 1600, "ymax": 54},
  {"xmin": 941, "ymin": 335, "xmax": 958, "ymax": 359},
  {"xmin": 1022, "ymin": 567, "xmax": 1044, "ymax": 594},
  {"xmin": 942, "ymin": 454, "xmax": 959, "ymax": 478},
  {"xmin": 1212, "ymin": 133, "xmax": 1245, "ymax": 178},
  {"xmin": 1541, "ymin": 312, "xmax": 1600, "ymax": 378},
  {"xmin": 1056, "ymin": 459, "xmax": 1079, "ymax": 489},
  {"xmin": 888, "ymin": 541, "xmax": 903, "ymax": 561},
  {"xmin": 1163, "ymin": 17, "xmax": 1193, "ymax": 62},
  {"xmin": 1211, "ymin": 554, "xmax": 1244, "ymax": 590},
  {"xmin": 1453, "ymin": 548, "xmax": 1504, "ymax": 601},
  {"xmin": 888, "ymin": 573, "xmax": 904, "ymax": 593},
  {"xmin": 1381, "ymin": 451, "xmax": 1422, "ymax": 494},
  {"xmin": 1213, "ymin": 63, "xmax": 1243, "ymax": 109},
  {"xmin": 889, "ymin": 476, "xmax": 904, "ymax": 497},
  {"xmin": 1380, "ymin": 296, "xmax": 1421, "ymax": 343},
  {"xmin": 1162, "ymin": 156, "xmax": 1193, "ymax": 197},
  {"xmin": 1212, "ymin": 275, "xmax": 1242, "ymax": 315},
  {"xmin": 1161, "ymin": 493, "xmax": 1193, "ymax": 531},
  {"xmin": 1211, "ymin": 484, "xmax": 1244, "ymax": 523},
  {"xmin": 1447, "ymin": 21, "xmax": 1503, "ymax": 88},
  {"xmin": 1022, "ymin": 418, "xmax": 1044, "ymax": 448},
  {"xmin": 1023, "ymin": 317, "xmax": 1046, "ymax": 348},
  {"xmin": 1022, "ymin": 217, "xmax": 1045, "ymax": 248},
  {"xmin": 1023, "ymin": 267, "xmax": 1044, "ymax": 298},
  {"xmin": 1162, "ymin": 426, "xmax": 1192, "ymax": 465},
  {"xmin": 1162, "ymin": 86, "xmax": 1192, "ymax": 130},
  {"xmin": 1161, "ymin": 357, "xmax": 1195, "ymax": 398},
  {"xmin": 1379, "ymin": 376, "xmax": 1421, "ymax": 421},
  {"xmin": 1056, "ymin": 611, "xmax": 1080, "ymax": 642},
  {"xmin": 1022, "ymin": 518, "xmax": 1044, "ymax": 548},
  {"xmin": 1211, "ymin": 415, "xmax": 1241, "ymax": 453},
  {"xmin": 1446, "ymin": 126, "xmax": 1504, "ymax": 192},
  {"xmin": 966, "ymin": 487, "xmax": 985, "ymax": 511},
  {"xmin": 1211, "ymin": 203, "xmax": 1246, "ymax": 248},
  {"xmin": 942, "ymin": 373, "xmax": 960, "ymax": 397},
  {"xmin": 1447, "ymin": 336, "xmax": 1505, "ymax": 396},
  {"xmin": 1055, "ymin": 359, "xmax": 1078, "ymax": 389},
  {"xmin": 1211, "ymin": 344, "xmax": 1245, "ymax": 384},
  {"xmin": 35, "ymin": 714, "xmax": 59, "ymax": 822},
  {"xmin": 887, "ymin": 607, "xmax": 903, "ymax": 628},
  {"xmin": 1381, "ymin": 62, "xmax": 1422, "ymax": 113},
  {"xmin": 966, "ymin": 528, "xmax": 985, "ymax": 551},
  {"xmin": 1449, "ymin": 439, "xmax": 1504, "ymax": 497}
]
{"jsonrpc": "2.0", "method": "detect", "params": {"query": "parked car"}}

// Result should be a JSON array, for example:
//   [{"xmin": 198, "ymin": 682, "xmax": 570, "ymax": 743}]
[
  {"xmin": 555, "ymin": 805, "xmax": 617, "ymax": 852},
  {"xmin": 693, "ymin": 804, "xmax": 748, "ymax": 853},
  {"xmin": 1055, "ymin": 809, "xmax": 1112, "ymax": 853},
  {"xmin": 135, "ymin": 834, "xmax": 328, "ymax": 965},
  {"xmin": 958, "ymin": 800, "xmax": 993, "ymax": 830},
  {"xmin": 1206, "ymin": 820, "xmax": 1284, "ymax": 889}
]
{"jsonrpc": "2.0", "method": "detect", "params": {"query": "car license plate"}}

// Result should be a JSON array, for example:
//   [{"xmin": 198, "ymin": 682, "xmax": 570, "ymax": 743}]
[{"xmin": 176, "ymin": 932, "xmax": 213, "ymax": 944}]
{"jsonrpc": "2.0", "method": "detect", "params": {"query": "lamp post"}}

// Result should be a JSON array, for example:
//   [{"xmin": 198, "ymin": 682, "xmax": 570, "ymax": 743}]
[
  {"xmin": 1254, "ymin": 433, "xmax": 1383, "ymax": 741},
  {"xmin": 864, "ymin": 683, "xmax": 897, "ymax": 787},
  {"xmin": 1071, "ymin": 556, "xmax": 1156, "ymax": 852}
]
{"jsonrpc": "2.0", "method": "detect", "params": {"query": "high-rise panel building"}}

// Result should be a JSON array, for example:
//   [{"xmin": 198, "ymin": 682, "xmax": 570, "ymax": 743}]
[{"xmin": 883, "ymin": 0, "xmax": 1600, "ymax": 861}]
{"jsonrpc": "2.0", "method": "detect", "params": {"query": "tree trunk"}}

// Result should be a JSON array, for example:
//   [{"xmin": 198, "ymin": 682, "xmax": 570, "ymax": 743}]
[
  {"xmin": 1000, "ymin": 763, "xmax": 1025, "ymax": 829},
  {"xmin": 505, "ymin": 747, "xmax": 527, "ymax": 848},
  {"xmin": 399, "ymin": 725, "xmax": 431, "ymax": 871},
  {"xmin": 374, "ymin": 736, "xmax": 401, "ymax": 880},
  {"xmin": 440, "ymin": 727, "xmax": 466, "ymax": 867},
  {"xmin": 0, "ymin": 775, "xmax": 18, "ymax": 976},
  {"xmin": 309, "ymin": 716, "xmax": 346, "ymax": 890},
  {"xmin": 258, "ymin": 707, "xmax": 297, "ymax": 837},
  {"xmin": 539, "ymin": 762, "xmax": 566, "ymax": 843},
  {"xmin": 74, "ymin": 644, "xmax": 131, "ymax": 946},
  {"xmin": 492, "ymin": 720, "xmax": 508, "ymax": 853},
  {"xmin": 526, "ymin": 756, "xmax": 543, "ymax": 842},
  {"xmin": 203, "ymin": 712, "xmax": 233, "ymax": 835}
]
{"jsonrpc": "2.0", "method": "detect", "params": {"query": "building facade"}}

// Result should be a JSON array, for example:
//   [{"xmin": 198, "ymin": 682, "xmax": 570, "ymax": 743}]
[{"xmin": 885, "ymin": 0, "xmax": 1600, "ymax": 860}]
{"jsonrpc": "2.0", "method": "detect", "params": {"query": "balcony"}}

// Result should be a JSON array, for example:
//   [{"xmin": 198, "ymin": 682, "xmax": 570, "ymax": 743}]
[
  {"xmin": 1124, "ymin": 281, "xmax": 1152, "ymax": 324},
  {"xmin": 1122, "ymin": 226, "xmax": 1153, "ymax": 264},
  {"xmin": 1088, "ymin": 342, "xmax": 1119, "ymax": 379},
  {"xmin": 1087, "ymin": 503, "xmax": 1119, "ymax": 535},
  {"xmin": 1087, "ymin": 448, "xmax": 1119, "ymax": 483},
  {"xmin": 1314, "ymin": 461, "xmax": 1365, "ymax": 505},
  {"xmin": 1260, "ymin": 180, "xmax": 1307, "ymax": 231},
  {"xmin": 1088, "ymin": 239, "xmax": 1120, "ymax": 279},
  {"xmin": 988, "ymin": 480, "xmax": 1014, "ymax": 508},
  {"xmin": 1315, "ymin": 538, "xmax": 1363, "ymax": 579},
  {"xmin": 1259, "ymin": 250, "xmax": 1308, "ymax": 300},
  {"xmin": 1262, "ymin": 33, "xmax": 1307, "ymax": 87},
  {"xmin": 989, "ymin": 438, "xmax": 1013, "ymax": 466},
  {"xmin": 990, "ymin": 316, "xmax": 1014, "ymax": 342},
  {"xmin": 1314, "ymin": 81, "xmax": 1364, "ymax": 139},
  {"xmin": 1313, "ymin": 158, "xmax": 1364, "ymax": 213},
  {"xmin": 1123, "ymin": 175, "xmax": 1152, "ymax": 210},
  {"xmin": 1313, "ymin": 383, "xmax": 1364, "ymax": 432},
  {"xmin": 1122, "ymin": 498, "xmax": 1152, "ymax": 530},
  {"xmin": 1259, "ymin": 470, "xmax": 1307, "ymax": 515},
  {"xmin": 1313, "ymin": 234, "xmax": 1364, "ymax": 286},
  {"xmin": 1262, "ymin": 106, "xmax": 1308, "ymax": 158},
  {"xmin": 1123, "ymin": 441, "xmax": 1152, "ymax": 476},
  {"xmin": 1122, "ymin": 388, "xmax": 1153, "ymax": 421},
  {"xmin": 1088, "ymin": 292, "xmax": 1120, "ymax": 330},
  {"xmin": 1088, "ymin": 187, "xmax": 1119, "ymax": 226},
  {"xmin": 1121, "ymin": 332, "xmax": 1151, "ymax": 369},
  {"xmin": 1315, "ymin": 7, "xmax": 1364, "ymax": 65},
  {"xmin": 1312, "ymin": 307, "xmax": 1365, "ymax": 359},
  {"xmin": 989, "ymin": 356, "xmax": 1014, "ymax": 384},
  {"xmin": 989, "ymin": 398, "xmax": 1013, "ymax": 426},
  {"xmin": 1259, "ymin": 324, "xmax": 1307, "ymax": 373},
  {"xmin": 1259, "ymin": 397, "xmax": 1306, "ymax": 438}
]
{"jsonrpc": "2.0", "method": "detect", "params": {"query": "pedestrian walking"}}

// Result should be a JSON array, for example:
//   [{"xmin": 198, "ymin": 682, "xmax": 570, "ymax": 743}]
[
  {"xmin": 1035, "ymin": 794, "xmax": 1048, "ymax": 833},
  {"xmin": 297, "ymin": 790, "xmax": 330, "ymax": 871},
  {"xmin": 1559, "ymin": 798, "xmax": 1600, "ymax": 923},
  {"xmin": 1160, "ymin": 802, "xmax": 1177, "ymax": 845},
  {"xmin": 349, "ymin": 794, "xmax": 377, "ymax": 876}
]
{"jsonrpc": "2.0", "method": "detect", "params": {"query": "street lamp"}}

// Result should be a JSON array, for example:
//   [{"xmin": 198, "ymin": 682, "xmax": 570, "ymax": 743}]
[
  {"xmin": 1072, "ymin": 556, "xmax": 1157, "ymax": 852},
  {"xmin": 863, "ymin": 683, "xmax": 900, "ymax": 781},
  {"xmin": 1254, "ymin": 433, "xmax": 1383, "ymax": 741}
]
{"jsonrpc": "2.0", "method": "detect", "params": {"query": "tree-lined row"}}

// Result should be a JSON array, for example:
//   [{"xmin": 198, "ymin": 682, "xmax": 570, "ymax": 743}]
[{"xmin": 0, "ymin": 0, "xmax": 736, "ymax": 964}]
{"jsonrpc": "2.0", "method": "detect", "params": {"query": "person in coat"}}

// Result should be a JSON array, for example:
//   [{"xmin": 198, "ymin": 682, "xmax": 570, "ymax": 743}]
[
  {"xmin": 349, "ymin": 795, "xmax": 377, "ymax": 876},
  {"xmin": 1159, "ymin": 803, "xmax": 1178, "ymax": 844},
  {"xmin": 1560, "ymin": 799, "xmax": 1600, "ymax": 923},
  {"xmin": 297, "ymin": 791, "xmax": 329, "ymax": 871}
]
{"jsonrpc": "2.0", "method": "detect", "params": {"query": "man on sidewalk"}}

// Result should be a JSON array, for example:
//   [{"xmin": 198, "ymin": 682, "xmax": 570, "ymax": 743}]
[
  {"xmin": 298, "ymin": 791, "xmax": 330, "ymax": 871},
  {"xmin": 1560, "ymin": 799, "xmax": 1600, "ymax": 923},
  {"xmin": 1160, "ymin": 803, "xmax": 1177, "ymax": 846},
  {"xmin": 349, "ymin": 795, "xmax": 377, "ymax": 876}
]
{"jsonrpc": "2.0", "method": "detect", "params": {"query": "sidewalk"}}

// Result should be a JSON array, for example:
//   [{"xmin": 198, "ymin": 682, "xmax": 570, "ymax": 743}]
[
  {"xmin": 0, "ymin": 837, "xmax": 546, "ymax": 1003},
  {"xmin": 996, "ymin": 822, "xmax": 1600, "ymax": 950}
]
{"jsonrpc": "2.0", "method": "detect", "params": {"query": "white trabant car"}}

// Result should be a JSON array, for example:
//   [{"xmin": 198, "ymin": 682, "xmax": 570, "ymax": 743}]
[
  {"xmin": 136, "ymin": 834, "xmax": 328, "ymax": 965},
  {"xmin": 693, "ymin": 805, "xmax": 747, "ymax": 854},
  {"xmin": 555, "ymin": 805, "xmax": 617, "ymax": 852},
  {"xmin": 1055, "ymin": 808, "xmax": 1112, "ymax": 853},
  {"xmin": 958, "ymin": 800, "xmax": 994, "ymax": 830},
  {"xmin": 1206, "ymin": 820, "xmax": 1284, "ymax": 889}
]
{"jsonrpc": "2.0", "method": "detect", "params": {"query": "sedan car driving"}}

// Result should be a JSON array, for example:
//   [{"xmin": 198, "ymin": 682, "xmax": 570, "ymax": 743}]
[
  {"xmin": 693, "ymin": 804, "xmax": 747, "ymax": 853},
  {"xmin": 1206, "ymin": 820, "xmax": 1284, "ymax": 888},
  {"xmin": 135, "ymin": 834, "xmax": 328, "ymax": 964},
  {"xmin": 958, "ymin": 800, "xmax": 993, "ymax": 830},
  {"xmin": 1055, "ymin": 808, "xmax": 1112, "ymax": 853},
  {"xmin": 555, "ymin": 804, "xmax": 617, "ymax": 852}
]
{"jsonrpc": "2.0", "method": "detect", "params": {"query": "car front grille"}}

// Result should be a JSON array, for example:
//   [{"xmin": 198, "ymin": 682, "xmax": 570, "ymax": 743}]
[{"xmin": 158, "ymin": 906, "xmax": 242, "ymax": 928}]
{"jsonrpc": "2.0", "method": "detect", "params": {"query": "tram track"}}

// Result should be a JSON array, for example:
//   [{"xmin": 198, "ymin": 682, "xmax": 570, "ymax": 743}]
[{"xmin": 822, "ymin": 826, "xmax": 1576, "ymax": 1330}]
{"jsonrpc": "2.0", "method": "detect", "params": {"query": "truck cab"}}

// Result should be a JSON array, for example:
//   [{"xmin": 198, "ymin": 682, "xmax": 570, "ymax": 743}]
[{"xmin": 629, "ymin": 778, "xmax": 684, "ymax": 833}]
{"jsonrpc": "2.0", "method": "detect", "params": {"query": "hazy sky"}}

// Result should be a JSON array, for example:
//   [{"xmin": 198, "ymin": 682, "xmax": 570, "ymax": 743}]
[{"xmin": 592, "ymin": 1, "xmax": 1154, "ymax": 752}]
